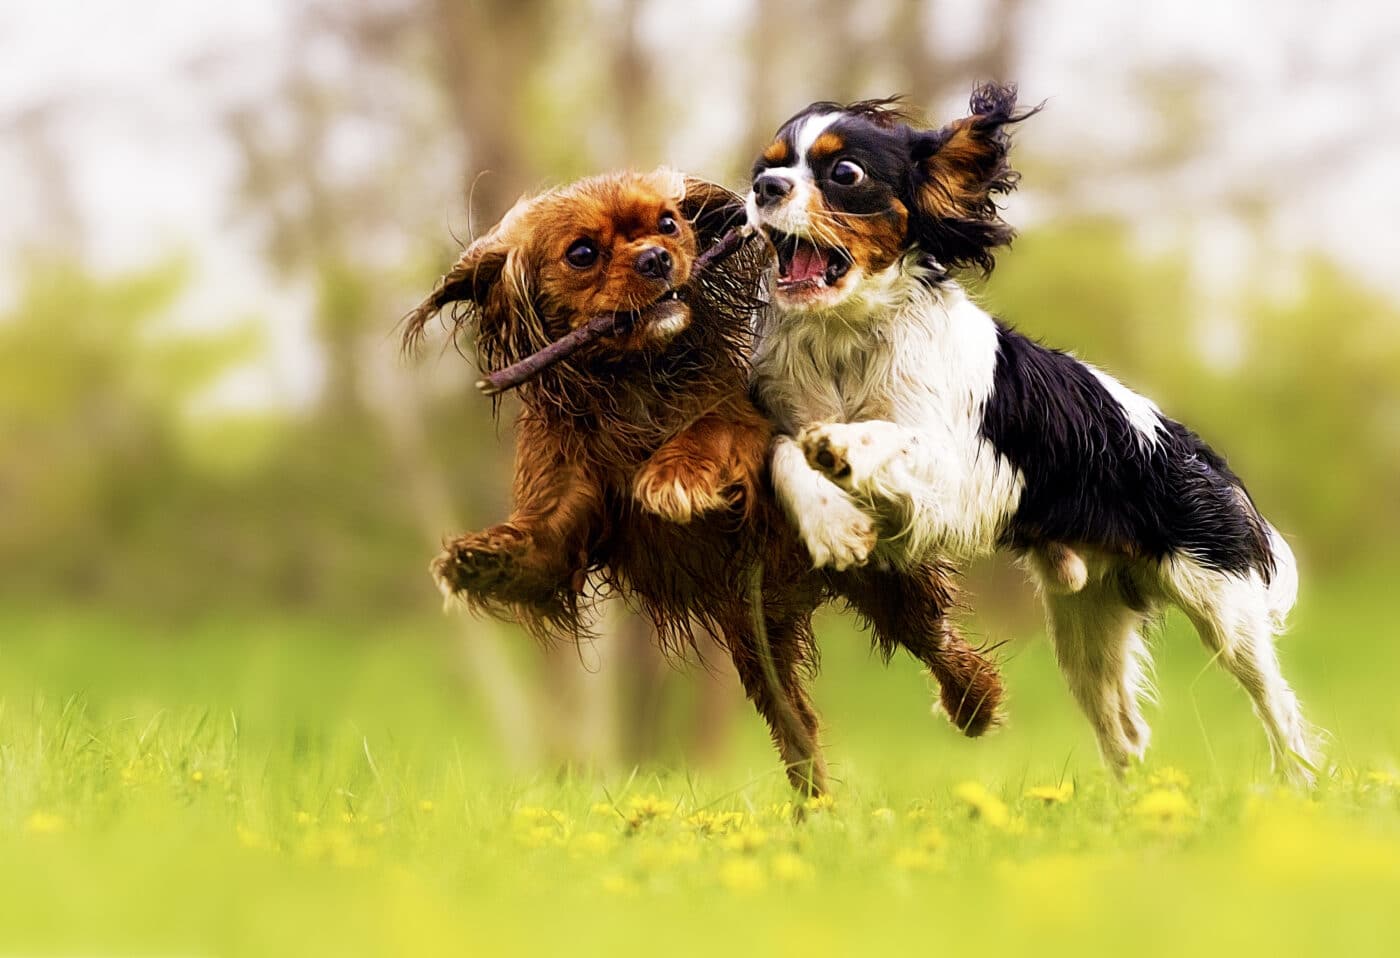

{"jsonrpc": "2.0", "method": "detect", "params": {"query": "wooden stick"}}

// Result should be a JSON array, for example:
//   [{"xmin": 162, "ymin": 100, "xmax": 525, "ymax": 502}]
[{"xmin": 475, "ymin": 226, "xmax": 752, "ymax": 396}]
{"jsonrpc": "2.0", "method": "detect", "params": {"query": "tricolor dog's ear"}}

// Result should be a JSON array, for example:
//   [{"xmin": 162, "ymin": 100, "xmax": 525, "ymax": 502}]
[
  {"xmin": 907, "ymin": 83, "xmax": 1042, "ymax": 273},
  {"xmin": 677, "ymin": 176, "xmax": 748, "ymax": 248}
]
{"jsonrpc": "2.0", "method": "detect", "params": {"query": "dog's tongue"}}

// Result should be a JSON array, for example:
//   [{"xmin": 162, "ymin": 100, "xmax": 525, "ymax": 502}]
[{"xmin": 787, "ymin": 241, "xmax": 828, "ymax": 282}]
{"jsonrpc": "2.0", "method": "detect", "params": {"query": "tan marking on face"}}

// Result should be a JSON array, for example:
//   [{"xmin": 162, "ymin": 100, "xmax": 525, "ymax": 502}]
[
  {"xmin": 762, "ymin": 139, "xmax": 792, "ymax": 165},
  {"xmin": 808, "ymin": 131, "xmax": 845, "ymax": 162}
]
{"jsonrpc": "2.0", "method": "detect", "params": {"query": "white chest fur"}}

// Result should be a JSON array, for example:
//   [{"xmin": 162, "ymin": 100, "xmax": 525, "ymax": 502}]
[{"xmin": 754, "ymin": 276, "xmax": 1025, "ymax": 562}]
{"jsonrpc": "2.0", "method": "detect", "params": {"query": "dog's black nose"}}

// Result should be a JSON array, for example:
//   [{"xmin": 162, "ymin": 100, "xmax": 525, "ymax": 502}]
[
  {"xmin": 635, "ymin": 246, "xmax": 672, "ymax": 280},
  {"xmin": 753, "ymin": 173, "xmax": 794, "ymax": 208}
]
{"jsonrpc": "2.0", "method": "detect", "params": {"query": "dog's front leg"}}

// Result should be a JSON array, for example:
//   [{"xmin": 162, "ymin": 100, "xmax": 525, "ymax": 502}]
[
  {"xmin": 771, "ymin": 435, "xmax": 876, "ymax": 571},
  {"xmin": 634, "ymin": 404, "xmax": 769, "ymax": 524},
  {"xmin": 797, "ymin": 420, "xmax": 930, "ymax": 502},
  {"xmin": 433, "ymin": 420, "xmax": 602, "ymax": 612}
]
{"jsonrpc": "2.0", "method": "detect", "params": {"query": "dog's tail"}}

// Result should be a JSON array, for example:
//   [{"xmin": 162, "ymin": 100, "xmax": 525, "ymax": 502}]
[{"xmin": 1264, "ymin": 524, "xmax": 1299, "ymax": 635}]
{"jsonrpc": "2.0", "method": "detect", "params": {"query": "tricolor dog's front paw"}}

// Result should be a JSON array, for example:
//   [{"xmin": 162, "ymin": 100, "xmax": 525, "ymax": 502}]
[
  {"xmin": 793, "ymin": 493, "xmax": 877, "ymax": 571},
  {"xmin": 798, "ymin": 421, "xmax": 915, "ymax": 492}
]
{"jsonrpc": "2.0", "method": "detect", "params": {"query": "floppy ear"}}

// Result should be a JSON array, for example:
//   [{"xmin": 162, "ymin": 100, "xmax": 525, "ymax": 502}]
[
  {"xmin": 677, "ymin": 176, "xmax": 748, "ymax": 248},
  {"xmin": 400, "ymin": 230, "xmax": 512, "ymax": 355},
  {"xmin": 908, "ymin": 83, "xmax": 1042, "ymax": 272}
]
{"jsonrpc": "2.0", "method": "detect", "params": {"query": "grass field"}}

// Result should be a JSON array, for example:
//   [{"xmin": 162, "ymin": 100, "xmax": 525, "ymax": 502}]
[{"xmin": 3, "ymin": 565, "xmax": 1399, "ymax": 956}]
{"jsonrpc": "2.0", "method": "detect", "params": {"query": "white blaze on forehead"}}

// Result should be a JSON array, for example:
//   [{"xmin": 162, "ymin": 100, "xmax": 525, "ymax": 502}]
[
  {"xmin": 1088, "ymin": 365, "xmax": 1164, "ymax": 448},
  {"xmin": 792, "ymin": 112, "xmax": 842, "ymax": 169}
]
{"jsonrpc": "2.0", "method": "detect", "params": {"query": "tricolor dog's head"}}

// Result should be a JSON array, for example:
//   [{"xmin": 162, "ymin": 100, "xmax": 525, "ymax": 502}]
[{"xmin": 746, "ymin": 83, "xmax": 1040, "ymax": 312}]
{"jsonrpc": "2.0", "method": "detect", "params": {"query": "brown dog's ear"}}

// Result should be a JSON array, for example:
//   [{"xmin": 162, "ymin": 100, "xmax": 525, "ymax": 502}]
[
  {"xmin": 907, "ymin": 83, "xmax": 1042, "ymax": 272},
  {"xmin": 400, "ymin": 232, "xmax": 511, "ymax": 354},
  {"xmin": 677, "ymin": 176, "xmax": 747, "ymax": 248}
]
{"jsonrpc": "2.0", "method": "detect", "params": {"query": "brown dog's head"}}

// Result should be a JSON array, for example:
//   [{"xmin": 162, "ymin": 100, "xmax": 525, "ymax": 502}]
[{"xmin": 403, "ymin": 169, "xmax": 753, "ymax": 390}]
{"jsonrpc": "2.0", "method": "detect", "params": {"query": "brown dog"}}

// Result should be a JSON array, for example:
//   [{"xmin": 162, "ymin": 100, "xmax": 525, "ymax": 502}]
[{"xmin": 402, "ymin": 169, "xmax": 1003, "ymax": 794}]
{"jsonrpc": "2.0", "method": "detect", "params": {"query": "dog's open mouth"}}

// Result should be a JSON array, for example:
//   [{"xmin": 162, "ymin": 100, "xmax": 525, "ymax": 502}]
[{"xmin": 769, "ymin": 230, "xmax": 852, "ymax": 290}]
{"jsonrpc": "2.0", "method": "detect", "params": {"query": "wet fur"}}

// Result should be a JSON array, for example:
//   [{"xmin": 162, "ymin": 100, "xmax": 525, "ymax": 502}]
[{"xmin": 403, "ymin": 170, "xmax": 1005, "ymax": 793}]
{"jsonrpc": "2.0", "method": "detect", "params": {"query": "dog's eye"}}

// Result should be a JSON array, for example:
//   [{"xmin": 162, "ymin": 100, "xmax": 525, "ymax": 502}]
[
  {"xmin": 658, "ymin": 213, "xmax": 679, "ymax": 236},
  {"xmin": 565, "ymin": 239, "xmax": 598, "ymax": 268},
  {"xmin": 831, "ymin": 160, "xmax": 865, "ymax": 186}
]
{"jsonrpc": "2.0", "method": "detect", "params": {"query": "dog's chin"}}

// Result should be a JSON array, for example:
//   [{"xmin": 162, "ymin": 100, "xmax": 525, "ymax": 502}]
[
  {"xmin": 766, "ymin": 229, "xmax": 859, "ymax": 312},
  {"xmin": 773, "ymin": 273, "xmax": 861, "ymax": 311},
  {"xmin": 638, "ymin": 297, "xmax": 691, "ymax": 343},
  {"xmin": 589, "ymin": 289, "xmax": 691, "ymax": 347}
]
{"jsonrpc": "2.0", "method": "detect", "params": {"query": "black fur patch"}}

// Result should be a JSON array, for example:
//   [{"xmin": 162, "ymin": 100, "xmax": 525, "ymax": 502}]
[{"xmin": 982, "ymin": 324, "xmax": 1276, "ymax": 581}]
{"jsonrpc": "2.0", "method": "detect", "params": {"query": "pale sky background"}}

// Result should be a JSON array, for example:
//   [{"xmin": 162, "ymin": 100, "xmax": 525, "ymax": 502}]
[{"xmin": 3, "ymin": 0, "xmax": 1397, "ymax": 410}]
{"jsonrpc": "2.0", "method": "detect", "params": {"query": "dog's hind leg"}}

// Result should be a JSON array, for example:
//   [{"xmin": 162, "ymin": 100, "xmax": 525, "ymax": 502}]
[
  {"xmin": 1161, "ymin": 556, "xmax": 1319, "ymax": 787},
  {"xmin": 833, "ymin": 565, "xmax": 1005, "ymax": 737},
  {"xmin": 727, "ymin": 612, "xmax": 829, "ymax": 796},
  {"xmin": 1041, "ymin": 572, "xmax": 1154, "ymax": 776}
]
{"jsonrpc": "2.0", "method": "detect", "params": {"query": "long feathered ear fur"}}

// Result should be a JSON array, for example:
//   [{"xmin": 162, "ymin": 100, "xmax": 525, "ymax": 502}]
[
  {"xmin": 677, "ymin": 176, "xmax": 748, "ymax": 247},
  {"xmin": 400, "ymin": 199, "xmax": 554, "ymax": 406},
  {"xmin": 674, "ymin": 175, "xmax": 768, "ymax": 327},
  {"xmin": 399, "ymin": 195, "xmax": 539, "ymax": 361},
  {"xmin": 907, "ymin": 82, "xmax": 1043, "ymax": 274}
]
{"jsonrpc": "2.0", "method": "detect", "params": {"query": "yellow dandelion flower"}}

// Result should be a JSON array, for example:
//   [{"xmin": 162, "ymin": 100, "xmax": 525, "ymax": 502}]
[
  {"xmin": 771, "ymin": 852, "xmax": 813, "ymax": 882},
  {"xmin": 718, "ymin": 857, "xmax": 767, "ymax": 892},
  {"xmin": 1148, "ymin": 767, "xmax": 1191, "ymax": 791},
  {"xmin": 515, "ymin": 825, "xmax": 564, "ymax": 849},
  {"xmin": 1025, "ymin": 782, "xmax": 1075, "ymax": 805},
  {"xmin": 418, "ymin": 800, "xmax": 435, "ymax": 814},
  {"xmin": 953, "ymin": 782, "xmax": 1011, "ymax": 829},
  {"xmin": 804, "ymin": 794, "xmax": 835, "ymax": 813},
  {"xmin": 623, "ymin": 794, "xmax": 674, "ymax": 829},
  {"xmin": 190, "ymin": 770, "xmax": 205, "ymax": 784},
  {"xmin": 916, "ymin": 825, "xmax": 946, "ymax": 851},
  {"xmin": 341, "ymin": 811, "xmax": 357, "ymax": 824},
  {"xmin": 721, "ymin": 826, "xmax": 770, "ymax": 854},
  {"xmin": 871, "ymin": 807, "xmax": 897, "ymax": 825},
  {"xmin": 1133, "ymin": 788, "xmax": 1196, "ymax": 834},
  {"xmin": 25, "ymin": 811, "xmax": 66, "ymax": 834},
  {"xmin": 688, "ymin": 810, "xmax": 745, "ymax": 835}
]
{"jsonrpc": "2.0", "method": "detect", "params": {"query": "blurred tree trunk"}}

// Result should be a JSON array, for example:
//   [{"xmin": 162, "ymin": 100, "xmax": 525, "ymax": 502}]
[{"xmin": 432, "ymin": 0, "xmax": 546, "ymax": 223}]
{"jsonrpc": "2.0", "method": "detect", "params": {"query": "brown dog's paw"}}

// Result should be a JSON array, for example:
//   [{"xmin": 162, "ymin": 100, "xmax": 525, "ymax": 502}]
[
  {"xmin": 633, "ymin": 456, "xmax": 732, "ymax": 525},
  {"xmin": 930, "ymin": 640, "xmax": 1006, "ymax": 738},
  {"xmin": 431, "ymin": 527, "xmax": 529, "ymax": 601}
]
